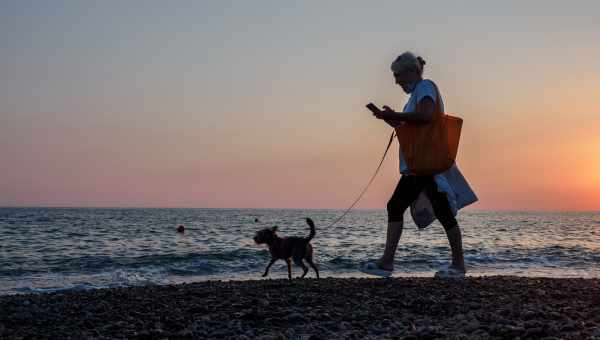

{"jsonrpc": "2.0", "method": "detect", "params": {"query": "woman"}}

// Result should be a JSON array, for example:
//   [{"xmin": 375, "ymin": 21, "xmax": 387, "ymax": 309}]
[{"xmin": 360, "ymin": 52, "xmax": 477, "ymax": 278}]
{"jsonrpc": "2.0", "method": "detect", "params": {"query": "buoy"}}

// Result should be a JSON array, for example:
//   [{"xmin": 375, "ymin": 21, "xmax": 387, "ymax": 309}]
[{"xmin": 177, "ymin": 225, "xmax": 185, "ymax": 233}]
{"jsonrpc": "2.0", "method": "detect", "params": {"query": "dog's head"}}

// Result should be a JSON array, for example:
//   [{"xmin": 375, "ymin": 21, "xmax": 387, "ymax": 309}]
[{"xmin": 253, "ymin": 226, "xmax": 278, "ymax": 245}]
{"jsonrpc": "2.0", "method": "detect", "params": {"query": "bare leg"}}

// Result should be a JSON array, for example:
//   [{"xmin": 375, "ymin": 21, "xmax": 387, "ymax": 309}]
[
  {"xmin": 445, "ymin": 225, "xmax": 466, "ymax": 272},
  {"xmin": 262, "ymin": 258, "xmax": 277, "ymax": 277},
  {"xmin": 378, "ymin": 176, "xmax": 423, "ymax": 271},
  {"xmin": 376, "ymin": 221, "xmax": 403, "ymax": 271},
  {"xmin": 424, "ymin": 178, "xmax": 466, "ymax": 274}
]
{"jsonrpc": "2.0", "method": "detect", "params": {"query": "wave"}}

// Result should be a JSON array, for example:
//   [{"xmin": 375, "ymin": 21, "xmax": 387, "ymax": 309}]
[
  {"xmin": 2, "ymin": 242, "xmax": 600, "ymax": 279},
  {"xmin": 0, "ymin": 248, "xmax": 269, "ymax": 277}
]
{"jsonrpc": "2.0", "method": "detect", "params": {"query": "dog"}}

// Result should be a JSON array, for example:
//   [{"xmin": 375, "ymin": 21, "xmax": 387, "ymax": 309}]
[{"xmin": 253, "ymin": 218, "xmax": 319, "ymax": 280}]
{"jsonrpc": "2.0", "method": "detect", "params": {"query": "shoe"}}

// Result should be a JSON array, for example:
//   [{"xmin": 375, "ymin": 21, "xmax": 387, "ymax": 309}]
[
  {"xmin": 359, "ymin": 261, "xmax": 393, "ymax": 277},
  {"xmin": 434, "ymin": 264, "xmax": 465, "ymax": 279}
]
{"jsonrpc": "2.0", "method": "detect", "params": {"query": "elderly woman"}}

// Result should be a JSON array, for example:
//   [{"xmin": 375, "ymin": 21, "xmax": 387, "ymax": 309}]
[{"xmin": 360, "ymin": 52, "xmax": 477, "ymax": 278}]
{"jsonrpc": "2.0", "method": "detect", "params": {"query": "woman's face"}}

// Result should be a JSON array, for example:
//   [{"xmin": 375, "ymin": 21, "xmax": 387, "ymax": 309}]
[{"xmin": 393, "ymin": 69, "xmax": 420, "ymax": 94}]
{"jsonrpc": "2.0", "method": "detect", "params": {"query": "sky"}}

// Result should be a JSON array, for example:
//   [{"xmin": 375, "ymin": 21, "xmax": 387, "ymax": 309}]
[{"xmin": 2, "ymin": 1, "xmax": 600, "ymax": 210}]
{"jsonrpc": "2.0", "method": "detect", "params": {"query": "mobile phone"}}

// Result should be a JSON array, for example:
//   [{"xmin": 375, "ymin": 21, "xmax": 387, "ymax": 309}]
[{"xmin": 366, "ymin": 103, "xmax": 381, "ymax": 114}]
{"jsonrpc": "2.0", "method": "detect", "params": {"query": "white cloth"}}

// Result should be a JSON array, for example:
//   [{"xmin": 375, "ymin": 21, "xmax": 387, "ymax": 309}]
[
  {"xmin": 397, "ymin": 79, "xmax": 478, "ymax": 228},
  {"xmin": 410, "ymin": 163, "xmax": 478, "ymax": 228}
]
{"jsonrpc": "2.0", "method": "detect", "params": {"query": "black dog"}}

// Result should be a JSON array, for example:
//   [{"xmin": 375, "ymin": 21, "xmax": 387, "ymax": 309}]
[{"xmin": 253, "ymin": 218, "xmax": 319, "ymax": 280}]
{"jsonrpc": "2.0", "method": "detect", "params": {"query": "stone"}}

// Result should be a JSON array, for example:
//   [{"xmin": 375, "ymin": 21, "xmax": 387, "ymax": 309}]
[
  {"xmin": 525, "ymin": 327, "xmax": 547, "ymax": 338},
  {"xmin": 287, "ymin": 312, "xmax": 306, "ymax": 323}
]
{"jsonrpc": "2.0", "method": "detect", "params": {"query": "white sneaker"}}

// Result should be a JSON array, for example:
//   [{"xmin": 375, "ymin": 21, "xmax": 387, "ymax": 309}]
[
  {"xmin": 434, "ymin": 265, "xmax": 465, "ymax": 279},
  {"xmin": 359, "ymin": 261, "xmax": 393, "ymax": 277}
]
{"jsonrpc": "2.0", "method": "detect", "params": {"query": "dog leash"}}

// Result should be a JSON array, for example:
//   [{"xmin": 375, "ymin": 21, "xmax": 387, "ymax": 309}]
[{"xmin": 326, "ymin": 131, "xmax": 396, "ymax": 228}]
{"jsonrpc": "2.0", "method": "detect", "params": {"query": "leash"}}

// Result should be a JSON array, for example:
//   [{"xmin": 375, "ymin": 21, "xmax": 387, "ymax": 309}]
[{"xmin": 326, "ymin": 131, "xmax": 396, "ymax": 228}]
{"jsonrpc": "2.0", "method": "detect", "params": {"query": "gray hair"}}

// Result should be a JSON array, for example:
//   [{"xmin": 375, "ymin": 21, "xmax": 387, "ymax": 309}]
[{"xmin": 391, "ymin": 52, "xmax": 426, "ymax": 75}]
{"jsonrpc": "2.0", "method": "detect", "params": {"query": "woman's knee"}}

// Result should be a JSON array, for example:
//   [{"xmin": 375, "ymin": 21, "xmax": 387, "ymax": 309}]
[
  {"xmin": 386, "ymin": 198, "xmax": 395, "ymax": 212},
  {"xmin": 438, "ymin": 213, "xmax": 458, "ymax": 231},
  {"xmin": 431, "ymin": 203, "xmax": 458, "ymax": 230},
  {"xmin": 387, "ymin": 199, "xmax": 407, "ymax": 221},
  {"xmin": 425, "ymin": 185, "xmax": 458, "ymax": 231}
]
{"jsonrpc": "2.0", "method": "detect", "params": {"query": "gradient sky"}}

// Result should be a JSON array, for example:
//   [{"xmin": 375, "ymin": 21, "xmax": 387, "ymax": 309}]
[{"xmin": 2, "ymin": 1, "xmax": 600, "ymax": 210}]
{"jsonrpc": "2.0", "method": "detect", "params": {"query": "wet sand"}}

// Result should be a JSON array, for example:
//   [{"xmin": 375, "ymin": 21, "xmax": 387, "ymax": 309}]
[{"xmin": 1, "ymin": 276, "xmax": 600, "ymax": 339}]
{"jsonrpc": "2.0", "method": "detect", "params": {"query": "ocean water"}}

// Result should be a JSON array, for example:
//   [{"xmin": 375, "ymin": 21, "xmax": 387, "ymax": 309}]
[{"xmin": 1, "ymin": 208, "xmax": 599, "ymax": 295}]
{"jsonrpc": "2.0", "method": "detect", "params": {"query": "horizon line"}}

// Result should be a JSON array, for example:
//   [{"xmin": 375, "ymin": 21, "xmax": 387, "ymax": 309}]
[{"xmin": 1, "ymin": 205, "xmax": 599, "ymax": 214}]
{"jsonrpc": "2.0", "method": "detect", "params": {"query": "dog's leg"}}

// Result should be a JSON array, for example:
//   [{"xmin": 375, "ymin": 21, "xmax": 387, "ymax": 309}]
[
  {"xmin": 300, "ymin": 261, "xmax": 309, "ymax": 278},
  {"xmin": 262, "ymin": 258, "xmax": 277, "ymax": 277},
  {"xmin": 294, "ymin": 256, "xmax": 309, "ymax": 278},
  {"xmin": 306, "ymin": 258, "xmax": 319, "ymax": 279},
  {"xmin": 305, "ymin": 243, "xmax": 319, "ymax": 278},
  {"xmin": 285, "ymin": 258, "xmax": 292, "ymax": 280}
]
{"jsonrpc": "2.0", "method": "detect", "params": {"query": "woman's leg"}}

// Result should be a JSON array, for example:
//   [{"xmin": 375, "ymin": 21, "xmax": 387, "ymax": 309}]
[
  {"xmin": 377, "ymin": 175, "xmax": 427, "ymax": 270},
  {"xmin": 425, "ymin": 180, "xmax": 466, "ymax": 272}
]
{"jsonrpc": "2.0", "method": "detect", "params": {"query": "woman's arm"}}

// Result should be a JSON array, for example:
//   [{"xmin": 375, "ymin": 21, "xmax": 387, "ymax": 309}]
[
  {"xmin": 381, "ymin": 117, "xmax": 404, "ymax": 128},
  {"xmin": 375, "ymin": 97, "xmax": 435, "ymax": 124}
]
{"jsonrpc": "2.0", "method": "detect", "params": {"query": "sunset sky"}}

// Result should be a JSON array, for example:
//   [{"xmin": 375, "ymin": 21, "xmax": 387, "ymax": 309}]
[{"xmin": 2, "ymin": 1, "xmax": 600, "ymax": 210}]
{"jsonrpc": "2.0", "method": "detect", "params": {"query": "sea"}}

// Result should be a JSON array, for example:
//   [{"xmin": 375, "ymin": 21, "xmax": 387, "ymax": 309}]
[{"xmin": 1, "ymin": 208, "xmax": 599, "ymax": 295}]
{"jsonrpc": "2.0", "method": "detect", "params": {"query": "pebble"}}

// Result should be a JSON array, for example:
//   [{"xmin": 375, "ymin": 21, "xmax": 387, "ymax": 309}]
[
  {"xmin": 321, "ymin": 321, "xmax": 339, "ymax": 332},
  {"xmin": 471, "ymin": 329, "xmax": 489, "ymax": 337},
  {"xmin": 560, "ymin": 322, "xmax": 577, "ymax": 332},
  {"xmin": 287, "ymin": 312, "xmax": 306, "ymax": 323},
  {"xmin": 464, "ymin": 321, "xmax": 480, "ymax": 333},
  {"xmin": 496, "ymin": 318, "xmax": 513, "ymax": 325},
  {"xmin": 522, "ymin": 309, "xmax": 537, "ymax": 320},
  {"xmin": 525, "ymin": 327, "xmax": 548, "ymax": 337}
]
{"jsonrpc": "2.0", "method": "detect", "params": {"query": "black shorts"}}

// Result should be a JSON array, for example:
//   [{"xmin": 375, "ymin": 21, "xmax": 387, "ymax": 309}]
[{"xmin": 387, "ymin": 175, "xmax": 458, "ymax": 230}]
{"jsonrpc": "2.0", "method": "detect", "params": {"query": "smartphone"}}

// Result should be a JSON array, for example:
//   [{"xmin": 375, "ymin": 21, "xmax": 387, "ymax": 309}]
[{"xmin": 366, "ymin": 103, "xmax": 381, "ymax": 114}]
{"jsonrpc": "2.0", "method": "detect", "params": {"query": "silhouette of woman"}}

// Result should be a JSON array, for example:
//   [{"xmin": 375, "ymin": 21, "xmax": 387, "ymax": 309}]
[{"xmin": 360, "ymin": 52, "xmax": 477, "ymax": 278}]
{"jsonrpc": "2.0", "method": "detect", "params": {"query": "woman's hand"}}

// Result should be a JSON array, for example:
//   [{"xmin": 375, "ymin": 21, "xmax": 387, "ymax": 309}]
[
  {"xmin": 373, "ymin": 105, "xmax": 395, "ymax": 120},
  {"xmin": 371, "ymin": 104, "xmax": 404, "ymax": 127}
]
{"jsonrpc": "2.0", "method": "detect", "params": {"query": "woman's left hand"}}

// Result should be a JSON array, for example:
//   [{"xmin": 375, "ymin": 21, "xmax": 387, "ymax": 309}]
[{"xmin": 374, "ymin": 105, "xmax": 394, "ymax": 119}]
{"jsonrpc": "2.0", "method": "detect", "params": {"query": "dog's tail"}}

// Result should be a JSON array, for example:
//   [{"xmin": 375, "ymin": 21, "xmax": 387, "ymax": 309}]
[{"xmin": 305, "ymin": 218, "xmax": 316, "ymax": 241}]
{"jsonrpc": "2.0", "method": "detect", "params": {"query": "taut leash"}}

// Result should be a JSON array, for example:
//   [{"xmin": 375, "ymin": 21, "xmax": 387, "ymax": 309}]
[{"xmin": 326, "ymin": 131, "xmax": 396, "ymax": 228}]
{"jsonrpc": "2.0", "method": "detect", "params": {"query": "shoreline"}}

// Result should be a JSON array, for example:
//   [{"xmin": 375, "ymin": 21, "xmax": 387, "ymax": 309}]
[
  {"xmin": 1, "ymin": 276, "xmax": 599, "ymax": 339},
  {"xmin": 3, "ymin": 270, "xmax": 600, "ymax": 297}
]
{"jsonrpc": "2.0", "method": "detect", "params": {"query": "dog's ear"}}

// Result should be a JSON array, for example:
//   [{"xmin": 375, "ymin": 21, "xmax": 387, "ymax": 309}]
[{"xmin": 271, "ymin": 225, "xmax": 278, "ymax": 232}]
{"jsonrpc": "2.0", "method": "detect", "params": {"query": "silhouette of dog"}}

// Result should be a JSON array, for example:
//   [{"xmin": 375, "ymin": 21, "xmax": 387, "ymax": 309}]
[{"xmin": 253, "ymin": 218, "xmax": 319, "ymax": 280}]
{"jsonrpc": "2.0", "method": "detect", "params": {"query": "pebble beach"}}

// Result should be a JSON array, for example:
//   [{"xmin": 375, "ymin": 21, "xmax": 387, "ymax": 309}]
[{"xmin": 2, "ymin": 276, "xmax": 600, "ymax": 339}]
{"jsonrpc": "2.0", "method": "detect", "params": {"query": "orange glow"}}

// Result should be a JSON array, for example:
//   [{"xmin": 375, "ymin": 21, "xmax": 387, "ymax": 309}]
[{"xmin": 3, "ymin": 3, "xmax": 600, "ymax": 210}]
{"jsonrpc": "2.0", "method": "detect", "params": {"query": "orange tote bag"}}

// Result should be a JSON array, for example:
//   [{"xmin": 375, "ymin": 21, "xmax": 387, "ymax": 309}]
[{"xmin": 395, "ymin": 81, "xmax": 462, "ymax": 175}]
